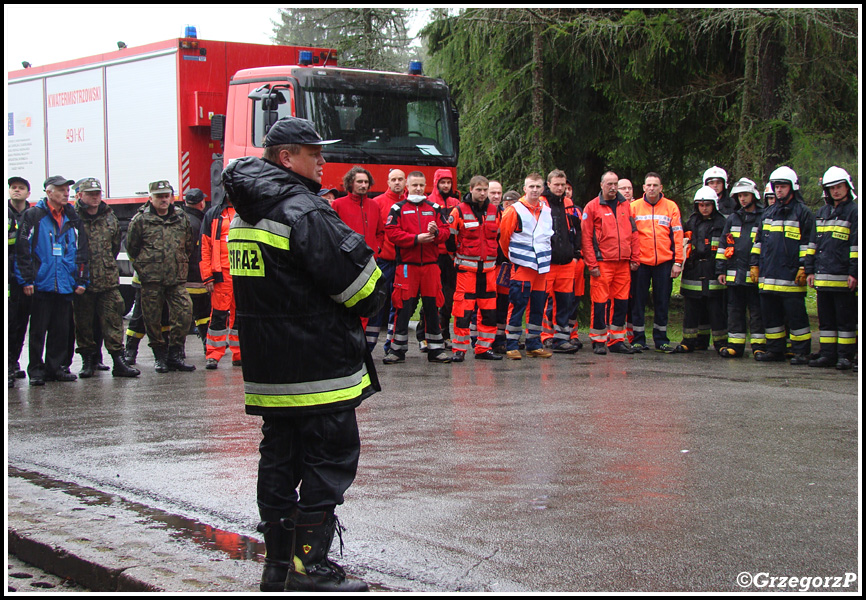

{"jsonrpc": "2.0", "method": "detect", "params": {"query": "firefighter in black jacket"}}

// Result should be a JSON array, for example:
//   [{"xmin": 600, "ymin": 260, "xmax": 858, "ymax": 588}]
[
  {"xmin": 715, "ymin": 178, "xmax": 766, "ymax": 358},
  {"xmin": 808, "ymin": 166, "xmax": 858, "ymax": 370},
  {"xmin": 223, "ymin": 117, "xmax": 385, "ymax": 592},
  {"xmin": 750, "ymin": 166, "xmax": 816, "ymax": 364},
  {"xmin": 675, "ymin": 186, "xmax": 727, "ymax": 352}
]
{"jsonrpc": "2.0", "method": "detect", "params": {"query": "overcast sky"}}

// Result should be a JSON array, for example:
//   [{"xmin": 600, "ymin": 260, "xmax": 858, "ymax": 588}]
[
  {"xmin": 5, "ymin": 4, "xmax": 293, "ymax": 74},
  {"xmin": 5, "ymin": 5, "xmax": 432, "ymax": 74}
]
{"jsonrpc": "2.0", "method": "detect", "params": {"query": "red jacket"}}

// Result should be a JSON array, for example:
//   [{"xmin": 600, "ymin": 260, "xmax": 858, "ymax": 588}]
[
  {"xmin": 581, "ymin": 193, "xmax": 639, "ymax": 268},
  {"xmin": 385, "ymin": 198, "xmax": 450, "ymax": 265},
  {"xmin": 450, "ymin": 196, "xmax": 500, "ymax": 272},
  {"xmin": 372, "ymin": 188, "xmax": 405, "ymax": 261},
  {"xmin": 332, "ymin": 193, "xmax": 384, "ymax": 256}
]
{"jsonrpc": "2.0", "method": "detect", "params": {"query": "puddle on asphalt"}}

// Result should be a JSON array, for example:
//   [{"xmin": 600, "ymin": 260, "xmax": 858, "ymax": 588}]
[{"xmin": 9, "ymin": 466, "xmax": 391, "ymax": 591}]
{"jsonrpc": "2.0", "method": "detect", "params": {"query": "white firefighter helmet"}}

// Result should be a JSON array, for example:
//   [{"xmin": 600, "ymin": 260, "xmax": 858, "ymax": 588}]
[
  {"xmin": 693, "ymin": 185, "xmax": 719, "ymax": 210},
  {"xmin": 768, "ymin": 166, "xmax": 799, "ymax": 191},
  {"xmin": 729, "ymin": 177, "xmax": 761, "ymax": 204},
  {"xmin": 702, "ymin": 166, "xmax": 728, "ymax": 186},
  {"xmin": 763, "ymin": 182, "xmax": 775, "ymax": 199},
  {"xmin": 821, "ymin": 166, "xmax": 855, "ymax": 193}
]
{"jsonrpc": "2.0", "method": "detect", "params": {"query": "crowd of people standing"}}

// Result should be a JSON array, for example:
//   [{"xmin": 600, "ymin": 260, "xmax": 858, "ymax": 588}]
[{"xmin": 7, "ymin": 161, "xmax": 858, "ymax": 388}]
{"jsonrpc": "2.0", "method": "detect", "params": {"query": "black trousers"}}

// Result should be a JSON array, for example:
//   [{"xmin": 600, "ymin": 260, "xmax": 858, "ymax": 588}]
[
  {"xmin": 816, "ymin": 290, "xmax": 858, "ymax": 360},
  {"xmin": 8, "ymin": 280, "xmax": 32, "ymax": 369},
  {"xmin": 760, "ymin": 292, "xmax": 811, "ymax": 356},
  {"xmin": 257, "ymin": 410, "xmax": 360, "ymax": 523},
  {"xmin": 725, "ymin": 285, "xmax": 765, "ymax": 355},
  {"xmin": 681, "ymin": 293, "xmax": 727, "ymax": 349},
  {"xmin": 27, "ymin": 292, "xmax": 74, "ymax": 379}
]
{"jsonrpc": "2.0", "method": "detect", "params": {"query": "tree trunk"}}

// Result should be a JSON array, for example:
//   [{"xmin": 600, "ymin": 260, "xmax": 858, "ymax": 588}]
[
  {"xmin": 531, "ymin": 20, "xmax": 544, "ymax": 171},
  {"xmin": 758, "ymin": 22, "xmax": 790, "ymax": 177}
]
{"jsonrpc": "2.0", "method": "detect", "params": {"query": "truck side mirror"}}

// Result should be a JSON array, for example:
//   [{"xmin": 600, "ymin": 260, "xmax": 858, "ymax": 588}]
[{"xmin": 249, "ymin": 85, "xmax": 287, "ymax": 137}]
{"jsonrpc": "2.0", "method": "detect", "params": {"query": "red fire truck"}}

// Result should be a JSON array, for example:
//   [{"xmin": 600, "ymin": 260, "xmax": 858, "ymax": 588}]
[{"xmin": 7, "ymin": 32, "xmax": 460, "ymax": 301}]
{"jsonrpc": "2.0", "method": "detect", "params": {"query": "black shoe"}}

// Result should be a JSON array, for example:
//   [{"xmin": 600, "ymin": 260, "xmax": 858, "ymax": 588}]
[
  {"xmin": 718, "ymin": 346, "xmax": 741, "ymax": 358},
  {"xmin": 286, "ymin": 511, "xmax": 369, "ymax": 593},
  {"xmin": 78, "ymin": 354, "xmax": 95, "ymax": 379},
  {"xmin": 551, "ymin": 340, "xmax": 580, "ymax": 354},
  {"xmin": 475, "ymin": 350, "xmax": 503, "ymax": 361},
  {"xmin": 609, "ymin": 341, "xmax": 637, "ymax": 354},
  {"xmin": 110, "ymin": 350, "xmax": 140, "ymax": 378},
  {"xmin": 54, "ymin": 371, "xmax": 78, "ymax": 382},
  {"xmin": 790, "ymin": 354, "xmax": 809, "ymax": 366},
  {"xmin": 592, "ymin": 342, "xmax": 608, "ymax": 355},
  {"xmin": 167, "ymin": 346, "xmax": 196, "ymax": 371},
  {"xmin": 836, "ymin": 357, "xmax": 853, "ymax": 371},
  {"xmin": 153, "ymin": 346, "xmax": 170, "ymax": 373},
  {"xmin": 755, "ymin": 351, "xmax": 785, "ymax": 362},
  {"xmin": 491, "ymin": 344, "xmax": 507, "ymax": 355},
  {"xmin": 427, "ymin": 350, "xmax": 452, "ymax": 363},
  {"xmin": 673, "ymin": 343, "xmax": 693, "ymax": 354},
  {"xmin": 808, "ymin": 355, "xmax": 836, "ymax": 368},
  {"xmin": 29, "ymin": 376, "xmax": 45, "ymax": 387},
  {"xmin": 452, "ymin": 351, "xmax": 465, "ymax": 363},
  {"xmin": 382, "ymin": 351, "xmax": 405, "ymax": 364},
  {"xmin": 14, "ymin": 363, "xmax": 26, "ymax": 379},
  {"xmin": 631, "ymin": 343, "xmax": 648, "ymax": 352},
  {"xmin": 655, "ymin": 343, "xmax": 675, "ymax": 354}
]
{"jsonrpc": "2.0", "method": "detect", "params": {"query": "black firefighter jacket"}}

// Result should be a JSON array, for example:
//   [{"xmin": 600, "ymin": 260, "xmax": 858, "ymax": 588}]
[{"xmin": 222, "ymin": 156, "xmax": 386, "ymax": 416}]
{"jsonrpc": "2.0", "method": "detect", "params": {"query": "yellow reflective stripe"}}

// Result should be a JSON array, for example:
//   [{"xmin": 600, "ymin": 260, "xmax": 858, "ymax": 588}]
[
  {"xmin": 228, "ymin": 226, "xmax": 289, "ymax": 251},
  {"xmin": 245, "ymin": 373, "xmax": 371, "ymax": 409},
  {"xmin": 345, "ymin": 265, "xmax": 382, "ymax": 309},
  {"xmin": 789, "ymin": 331, "xmax": 811, "ymax": 342}
]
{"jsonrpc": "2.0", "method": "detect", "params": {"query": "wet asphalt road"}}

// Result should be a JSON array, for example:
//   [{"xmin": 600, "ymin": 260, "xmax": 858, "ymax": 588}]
[{"xmin": 6, "ymin": 336, "xmax": 860, "ymax": 592}]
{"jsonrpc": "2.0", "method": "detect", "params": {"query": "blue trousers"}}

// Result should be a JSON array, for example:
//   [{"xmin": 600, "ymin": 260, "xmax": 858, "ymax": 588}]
[{"xmin": 630, "ymin": 261, "xmax": 674, "ymax": 348}]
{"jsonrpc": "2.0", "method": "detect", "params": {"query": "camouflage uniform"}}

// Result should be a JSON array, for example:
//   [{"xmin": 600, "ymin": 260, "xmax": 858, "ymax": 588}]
[
  {"xmin": 126, "ymin": 192, "xmax": 194, "ymax": 351},
  {"xmin": 72, "ymin": 195, "xmax": 125, "ymax": 355}
]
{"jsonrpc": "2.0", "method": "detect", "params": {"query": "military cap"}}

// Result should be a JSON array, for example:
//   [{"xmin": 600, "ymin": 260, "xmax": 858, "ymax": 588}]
[
  {"xmin": 148, "ymin": 180, "xmax": 174, "ymax": 195},
  {"xmin": 78, "ymin": 178, "xmax": 103, "ymax": 192}
]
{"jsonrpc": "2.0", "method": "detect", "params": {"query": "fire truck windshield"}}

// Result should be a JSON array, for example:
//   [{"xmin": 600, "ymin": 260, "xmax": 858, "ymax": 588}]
[{"xmin": 252, "ymin": 73, "xmax": 458, "ymax": 167}]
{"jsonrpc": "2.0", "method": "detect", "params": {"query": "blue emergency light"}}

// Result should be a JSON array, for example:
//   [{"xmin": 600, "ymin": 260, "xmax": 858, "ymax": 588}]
[
  {"xmin": 184, "ymin": 25, "xmax": 197, "ymax": 39},
  {"xmin": 408, "ymin": 61, "xmax": 423, "ymax": 75},
  {"xmin": 299, "ymin": 51, "xmax": 313, "ymax": 66}
]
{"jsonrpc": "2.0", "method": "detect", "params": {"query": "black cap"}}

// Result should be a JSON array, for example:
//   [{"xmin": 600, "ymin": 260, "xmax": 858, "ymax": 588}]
[
  {"xmin": 185, "ymin": 188, "xmax": 207, "ymax": 205},
  {"xmin": 317, "ymin": 188, "xmax": 337, "ymax": 197},
  {"xmin": 44, "ymin": 175, "xmax": 75, "ymax": 189},
  {"xmin": 263, "ymin": 117, "xmax": 340, "ymax": 147},
  {"xmin": 8, "ymin": 176, "xmax": 30, "ymax": 191}
]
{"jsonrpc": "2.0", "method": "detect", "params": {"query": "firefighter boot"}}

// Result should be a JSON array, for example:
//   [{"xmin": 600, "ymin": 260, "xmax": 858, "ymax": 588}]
[
  {"xmin": 125, "ymin": 336, "xmax": 141, "ymax": 365},
  {"xmin": 153, "ymin": 346, "xmax": 170, "ymax": 373},
  {"xmin": 167, "ymin": 346, "xmax": 196, "ymax": 372},
  {"xmin": 285, "ymin": 510, "xmax": 369, "ymax": 592},
  {"xmin": 78, "ymin": 354, "xmax": 95, "ymax": 379},
  {"xmin": 257, "ymin": 518, "xmax": 296, "ymax": 592},
  {"xmin": 110, "ymin": 350, "xmax": 140, "ymax": 378}
]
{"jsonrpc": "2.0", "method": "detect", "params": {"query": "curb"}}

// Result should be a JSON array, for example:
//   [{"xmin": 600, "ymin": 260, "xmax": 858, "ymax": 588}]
[{"xmin": 7, "ymin": 474, "xmax": 260, "ymax": 592}]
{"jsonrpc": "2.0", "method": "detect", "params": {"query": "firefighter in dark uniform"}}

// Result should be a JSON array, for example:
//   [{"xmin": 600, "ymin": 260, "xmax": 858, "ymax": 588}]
[
  {"xmin": 715, "ymin": 177, "xmax": 766, "ymax": 358},
  {"xmin": 675, "ymin": 185, "xmax": 728, "ymax": 352},
  {"xmin": 8, "ymin": 176, "xmax": 32, "ymax": 387},
  {"xmin": 808, "ymin": 166, "xmax": 858, "ymax": 370},
  {"xmin": 182, "ymin": 188, "xmax": 212, "ymax": 354},
  {"xmin": 750, "ymin": 166, "xmax": 816, "ymax": 364},
  {"xmin": 223, "ymin": 117, "xmax": 385, "ymax": 592}
]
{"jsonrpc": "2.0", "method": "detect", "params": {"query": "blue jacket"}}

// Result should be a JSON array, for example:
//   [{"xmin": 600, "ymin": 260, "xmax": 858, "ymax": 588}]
[{"xmin": 15, "ymin": 198, "xmax": 89, "ymax": 294}]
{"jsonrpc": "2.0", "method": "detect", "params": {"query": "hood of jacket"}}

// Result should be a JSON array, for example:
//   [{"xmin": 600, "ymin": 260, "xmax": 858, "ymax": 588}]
[{"xmin": 223, "ymin": 157, "xmax": 321, "ymax": 225}]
